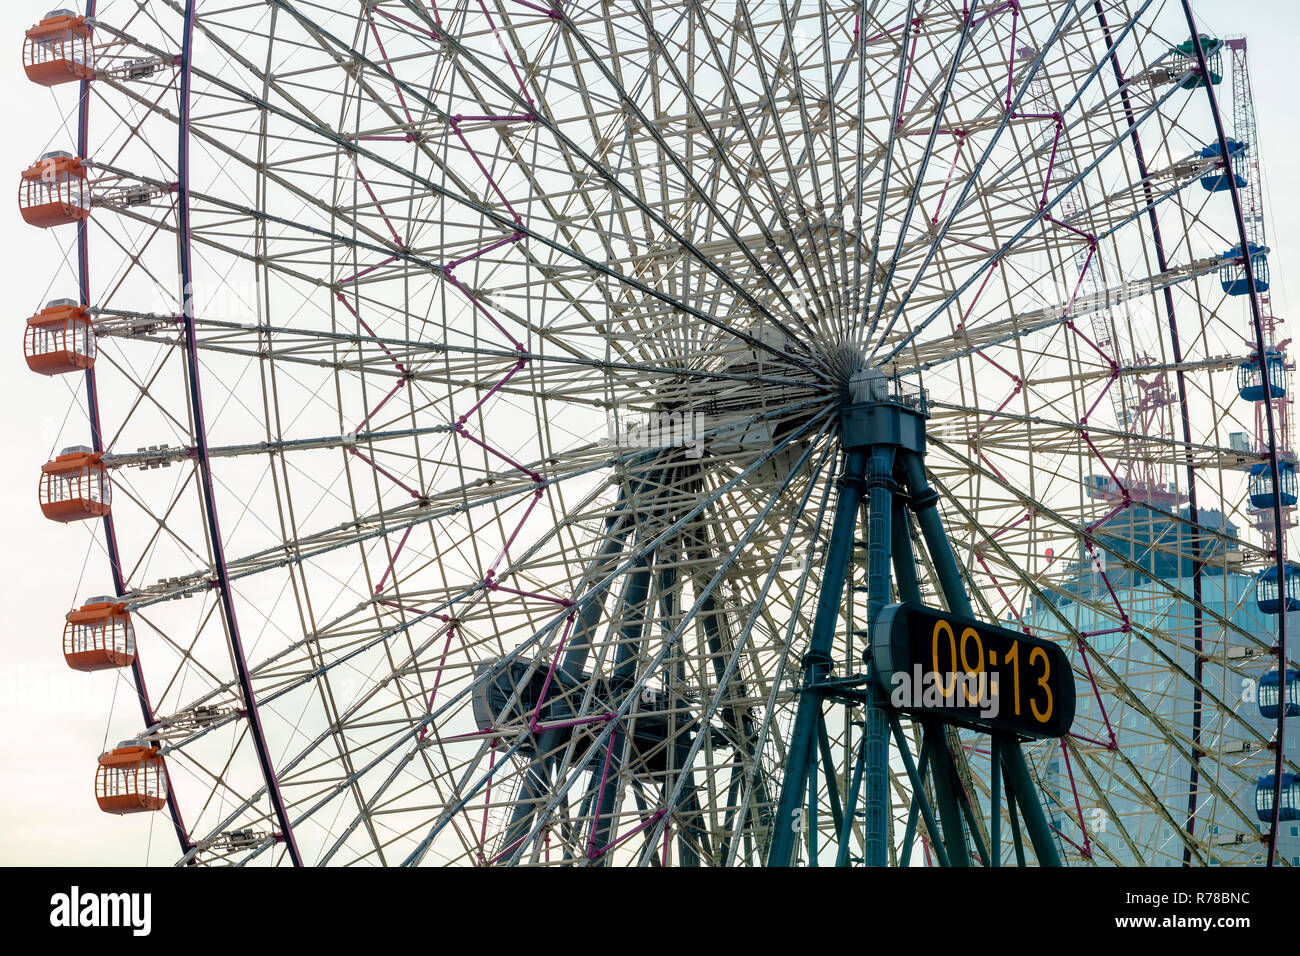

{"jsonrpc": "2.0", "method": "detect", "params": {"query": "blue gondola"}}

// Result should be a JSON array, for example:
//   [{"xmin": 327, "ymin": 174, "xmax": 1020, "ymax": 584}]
[
  {"xmin": 1255, "ymin": 774, "xmax": 1300, "ymax": 823},
  {"xmin": 1200, "ymin": 139, "xmax": 1248, "ymax": 192},
  {"xmin": 1221, "ymin": 244, "xmax": 1270, "ymax": 296},
  {"xmin": 1256, "ymin": 562, "xmax": 1300, "ymax": 615},
  {"xmin": 1248, "ymin": 461, "xmax": 1299, "ymax": 510},
  {"xmin": 1237, "ymin": 348, "xmax": 1288, "ymax": 401},
  {"xmin": 1258, "ymin": 669, "xmax": 1300, "ymax": 720}
]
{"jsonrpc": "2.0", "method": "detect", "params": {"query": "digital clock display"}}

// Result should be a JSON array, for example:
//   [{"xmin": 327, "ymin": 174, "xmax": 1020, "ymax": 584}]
[{"xmin": 871, "ymin": 603, "xmax": 1075, "ymax": 739}]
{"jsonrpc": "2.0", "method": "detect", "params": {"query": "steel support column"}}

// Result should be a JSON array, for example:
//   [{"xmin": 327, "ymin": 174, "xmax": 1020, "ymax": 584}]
[
  {"xmin": 862, "ymin": 447, "xmax": 897, "ymax": 865},
  {"xmin": 900, "ymin": 451, "xmax": 1061, "ymax": 866},
  {"xmin": 767, "ymin": 447, "xmax": 869, "ymax": 866}
]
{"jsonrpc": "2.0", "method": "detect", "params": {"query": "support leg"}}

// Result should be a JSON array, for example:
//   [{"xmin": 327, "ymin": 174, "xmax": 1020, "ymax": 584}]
[
  {"xmin": 767, "ymin": 448, "xmax": 869, "ymax": 866},
  {"xmin": 902, "ymin": 451, "xmax": 1055, "ymax": 866},
  {"xmin": 997, "ymin": 732, "xmax": 1064, "ymax": 866},
  {"xmin": 862, "ymin": 447, "xmax": 897, "ymax": 866}
]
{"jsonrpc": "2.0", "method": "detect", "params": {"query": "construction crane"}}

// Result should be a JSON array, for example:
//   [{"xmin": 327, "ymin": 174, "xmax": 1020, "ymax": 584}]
[{"xmin": 1226, "ymin": 36, "xmax": 1295, "ymax": 551}]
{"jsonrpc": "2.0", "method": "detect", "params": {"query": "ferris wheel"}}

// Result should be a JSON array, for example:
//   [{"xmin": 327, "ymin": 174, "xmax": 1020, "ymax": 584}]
[{"xmin": 20, "ymin": 0, "xmax": 1300, "ymax": 867}]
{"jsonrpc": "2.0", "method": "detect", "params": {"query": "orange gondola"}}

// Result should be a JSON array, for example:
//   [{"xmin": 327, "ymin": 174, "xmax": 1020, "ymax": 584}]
[
  {"xmin": 39, "ymin": 446, "xmax": 111, "ymax": 522},
  {"xmin": 64, "ymin": 599, "xmax": 135, "ymax": 672},
  {"xmin": 23, "ymin": 10, "xmax": 94, "ymax": 86},
  {"xmin": 25, "ymin": 298, "xmax": 95, "ymax": 375},
  {"xmin": 95, "ymin": 745, "xmax": 167, "ymax": 814},
  {"xmin": 19, "ymin": 151, "xmax": 90, "ymax": 228}
]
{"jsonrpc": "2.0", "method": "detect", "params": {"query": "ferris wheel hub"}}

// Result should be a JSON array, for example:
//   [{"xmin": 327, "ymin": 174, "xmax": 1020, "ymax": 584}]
[{"xmin": 848, "ymin": 367, "xmax": 888, "ymax": 405}]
